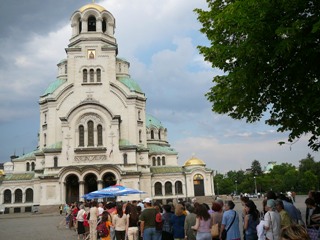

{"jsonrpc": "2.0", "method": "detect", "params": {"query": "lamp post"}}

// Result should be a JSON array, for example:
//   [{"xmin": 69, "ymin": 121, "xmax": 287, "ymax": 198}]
[
  {"xmin": 217, "ymin": 182, "xmax": 219, "ymax": 196},
  {"xmin": 235, "ymin": 180, "xmax": 238, "ymax": 195},
  {"xmin": 254, "ymin": 176, "xmax": 257, "ymax": 195}
]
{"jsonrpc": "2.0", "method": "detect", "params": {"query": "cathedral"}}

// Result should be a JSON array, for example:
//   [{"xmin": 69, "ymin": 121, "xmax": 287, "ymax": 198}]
[{"xmin": 0, "ymin": 2, "xmax": 214, "ymax": 213}]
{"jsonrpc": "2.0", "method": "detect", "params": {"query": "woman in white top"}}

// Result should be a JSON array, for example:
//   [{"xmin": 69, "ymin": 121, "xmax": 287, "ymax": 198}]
[
  {"xmin": 112, "ymin": 204, "xmax": 127, "ymax": 240},
  {"xmin": 264, "ymin": 199, "xmax": 281, "ymax": 240},
  {"xmin": 89, "ymin": 201, "xmax": 99, "ymax": 240},
  {"xmin": 76, "ymin": 204, "xmax": 86, "ymax": 239}
]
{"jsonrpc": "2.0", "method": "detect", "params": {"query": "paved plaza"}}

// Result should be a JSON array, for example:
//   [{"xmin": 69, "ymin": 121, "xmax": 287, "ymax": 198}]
[{"xmin": 0, "ymin": 195, "xmax": 308, "ymax": 240}]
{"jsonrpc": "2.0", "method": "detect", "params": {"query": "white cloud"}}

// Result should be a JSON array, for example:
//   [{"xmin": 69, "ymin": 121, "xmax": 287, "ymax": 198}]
[{"xmin": 175, "ymin": 135, "xmax": 314, "ymax": 173}]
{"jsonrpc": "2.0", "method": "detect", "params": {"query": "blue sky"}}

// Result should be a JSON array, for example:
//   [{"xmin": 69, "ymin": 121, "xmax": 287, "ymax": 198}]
[{"xmin": 0, "ymin": 0, "xmax": 318, "ymax": 172}]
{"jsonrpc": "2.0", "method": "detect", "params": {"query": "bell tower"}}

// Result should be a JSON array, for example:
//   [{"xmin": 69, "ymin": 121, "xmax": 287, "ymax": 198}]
[{"xmin": 69, "ymin": 3, "xmax": 116, "ymax": 48}]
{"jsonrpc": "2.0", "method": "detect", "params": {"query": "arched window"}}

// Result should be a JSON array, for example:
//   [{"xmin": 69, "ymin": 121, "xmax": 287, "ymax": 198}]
[
  {"xmin": 102, "ymin": 19, "xmax": 107, "ymax": 33},
  {"xmin": 158, "ymin": 130, "xmax": 161, "ymax": 140},
  {"xmin": 97, "ymin": 124, "xmax": 103, "ymax": 146},
  {"xmin": 139, "ymin": 130, "xmax": 142, "ymax": 143},
  {"xmin": 78, "ymin": 18, "xmax": 82, "ymax": 33},
  {"xmin": 26, "ymin": 162, "xmax": 30, "ymax": 171},
  {"xmin": 155, "ymin": 182, "xmax": 162, "ymax": 196},
  {"xmin": 31, "ymin": 162, "xmax": 35, "ymax": 171},
  {"xmin": 89, "ymin": 69, "xmax": 94, "ymax": 82},
  {"xmin": 97, "ymin": 69, "xmax": 101, "ymax": 82},
  {"xmin": 123, "ymin": 153, "xmax": 128, "ymax": 165},
  {"xmin": 157, "ymin": 157, "xmax": 161, "ymax": 166},
  {"xmin": 88, "ymin": 16, "xmax": 96, "ymax": 31},
  {"xmin": 88, "ymin": 121, "xmax": 94, "ymax": 146},
  {"xmin": 193, "ymin": 174, "xmax": 204, "ymax": 184},
  {"xmin": 162, "ymin": 157, "xmax": 166, "ymax": 165},
  {"xmin": 138, "ymin": 110, "xmax": 141, "ymax": 120},
  {"xmin": 44, "ymin": 133, "xmax": 46, "ymax": 147},
  {"xmin": 152, "ymin": 157, "xmax": 156, "ymax": 166},
  {"xmin": 79, "ymin": 125, "xmax": 84, "ymax": 147},
  {"xmin": 4, "ymin": 189, "xmax": 11, "ymax": 203},
  {"xmin": 25, "ymin": 188, "xmax": 33, "ymax": 202},
  {"xmin": 83, "ymin": 69, "xmax": 87, "ymax": 82},
  {"xmin": 151, "ymin": 130, "xmax": 154, "ymax": 139},
  {"xmin": 165, "ymin": 182, "xmax": 172, "ymax": 195},
  {"xmin": 15, "ymin": 189, "xmax": 23, "ymax": 203},
  {"xmin": 54, "ymin": 156, "xmax": 58, "ymax": 168},
  {"xmin": 175, "ymin": 181, "xmax": 183, "ymax": 194},
  {"xmin": 118, "ymin": 63, "xmax": 121, "ymax": 72}
]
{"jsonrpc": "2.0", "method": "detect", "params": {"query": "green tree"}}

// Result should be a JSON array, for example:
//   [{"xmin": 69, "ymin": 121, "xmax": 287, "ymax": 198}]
[
  {"xmin": 299, "ymin": 153, "xmax": 317, "ymax": 174},
  {"xmin": 299, "ymin": 170, "xmax": 318, "ymax": 192},
  {"xmin": 283, "ymin": 169, "xmax": 299, "ymax": 191},
  {"xmin": 251, "ymin": 160, "xmax": 263, "ymax": 176},
  {"xmin": 195, "ymin": 0, "xmax": 320, "ymax": 150}
]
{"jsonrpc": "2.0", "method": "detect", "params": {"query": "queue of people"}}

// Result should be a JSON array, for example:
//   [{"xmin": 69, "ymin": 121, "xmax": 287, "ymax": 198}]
[{"xmin": 61, "ymin": 191, "xmax": 319, "ymax": 240}]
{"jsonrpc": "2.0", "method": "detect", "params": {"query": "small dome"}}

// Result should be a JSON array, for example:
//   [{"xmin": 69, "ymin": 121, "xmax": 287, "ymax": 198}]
[
  {"xmin": 79, "ymin": 3, "xmax": 106, "ymax": 13},
  {"xmin": 146, "ymin": 114, "xmax": 164, "ymax": 129},
  {"xmin": 184, "ymin": 156, "xmax": 206, "ymax": 167}
]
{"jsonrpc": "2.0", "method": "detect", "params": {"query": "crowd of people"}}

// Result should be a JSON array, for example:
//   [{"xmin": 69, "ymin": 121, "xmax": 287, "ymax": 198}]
[{"xmin": 60, "ymin": 190, "xmax": 320, "ymax": 240}]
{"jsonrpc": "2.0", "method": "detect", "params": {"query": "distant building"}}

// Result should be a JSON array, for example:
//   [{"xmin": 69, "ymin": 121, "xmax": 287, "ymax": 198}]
[
  {"xmin": 263, "ymin": 161, "xmax": 277, "ymax": 173},
  {"xmin": 0, "ymin": 3, "xmax": 214, "ymax": 213}
]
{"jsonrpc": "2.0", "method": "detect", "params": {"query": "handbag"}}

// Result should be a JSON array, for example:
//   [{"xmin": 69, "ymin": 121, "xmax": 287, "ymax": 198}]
[
  {"xmin": 211, "ymin": 223, "xmax": 219, "ymax": 237},
  {"xmin": 221, "ymin": 229, "xmax": 227, "ymax": 240},
  {"xmin": 307, "ymin": 227, "xmax": 319, "ymax": 240},
  {"xmin": 221, "ymin": 211, "xmax": 237, "ymax": 240}
]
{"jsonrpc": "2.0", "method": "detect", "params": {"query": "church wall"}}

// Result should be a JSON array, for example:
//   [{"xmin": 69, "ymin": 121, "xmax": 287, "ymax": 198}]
[
  {"xmin": 39, "ymin": 180, "xmax": 60, "ymax": 205},
  {"xmin": 165, "ymin": 155, "xmax": 178, "ymax": 166},
  {"xmin": 138, "ymin": 174, "xmax": 153, "ymax": 198},
  {"xmin": 12, "ymin": 160, "xmax": 28, "ymax": 173}
]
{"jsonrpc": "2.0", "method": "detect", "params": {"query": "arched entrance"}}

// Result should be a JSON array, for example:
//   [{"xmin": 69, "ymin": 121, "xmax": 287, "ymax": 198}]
[
  {"xmin": 84, "ymin": 173, "xmax": 98, "ymax": 194},
  {"xmin": 102, "ymin": 172, "xmax": 117, "ymax": 188},
  {"xmin": 193, "ymin": 174, "xmax": 205, "ymax": 196},
  {"xmin": 65, "ymin": 174, "xmax": 79, "ymax": 203}
]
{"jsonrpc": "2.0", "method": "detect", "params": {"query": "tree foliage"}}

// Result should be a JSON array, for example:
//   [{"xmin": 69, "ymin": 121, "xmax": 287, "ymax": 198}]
[
  {"xmin": 214, "ymin": 154, "xmax": 319, "ymax": 194},
  {"xmin": 251, "ymin": 160, "xmax": 263, "ymax": 175},
  {"xmin": 195, "ymin": 0, "xmax": 320, "ymax": 150}
]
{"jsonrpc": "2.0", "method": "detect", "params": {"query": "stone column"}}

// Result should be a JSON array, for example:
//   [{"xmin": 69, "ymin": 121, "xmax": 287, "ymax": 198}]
[
  {"xmin": 96, "ymin": 17, "xmax": 102, "ymax": 32},
  {"xmin": 79, "ymin": 181, "xmax": 85, "ymax": 199},
  {"xmin": 97, "ymin": 180, "xmax": 103, "ymax": 190},
  {"xmin": 82, "ymin": 20, "xmax": 88, "ymax": 32}
]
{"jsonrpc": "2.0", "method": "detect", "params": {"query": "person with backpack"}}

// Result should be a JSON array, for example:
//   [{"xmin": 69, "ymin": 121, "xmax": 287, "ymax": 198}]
[
  {"xmin": 98, "ymin": 211, "xmax": 112, "ymax": 240},
  {"xmin": 139, "ymin": 198, "xmax": 157, "ymax": 240}
]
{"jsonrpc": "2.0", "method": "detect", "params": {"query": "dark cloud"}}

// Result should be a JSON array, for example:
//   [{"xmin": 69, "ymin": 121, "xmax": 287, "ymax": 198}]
[{"xmin": 0, "ymin": 0, "xmax": 88, "ymax": 36}]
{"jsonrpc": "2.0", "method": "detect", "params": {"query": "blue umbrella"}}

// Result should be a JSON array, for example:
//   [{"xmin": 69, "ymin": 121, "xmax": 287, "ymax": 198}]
[{"xmin": 82, "ymin": 185, "xmax": 145, "ymax": 199}]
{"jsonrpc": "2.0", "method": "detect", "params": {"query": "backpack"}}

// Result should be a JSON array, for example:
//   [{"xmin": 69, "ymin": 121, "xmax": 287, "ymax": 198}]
[
  {"xmin": 155, "ymin": 212, "xmax": 163, "ymax": 231},
  {"xmin": 96, "ymin": 221, "xmax": 109, "ymax": 237}
]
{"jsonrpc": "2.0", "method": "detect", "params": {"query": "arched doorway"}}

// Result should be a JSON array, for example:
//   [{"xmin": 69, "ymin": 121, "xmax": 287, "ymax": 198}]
[
  {"xmin": 193, "ymin": 174, "xmax": 205, "ymax": 196},
  {"xmin": 102, "ymin": 172, "xmax": 117, "ymax": 188},
  {"xmin": 65, "ymin": 174, "xmax": 79, "ymax": 203},
  {"xmin": 84, "ymin": 173, "xmax": 98, "ymax": 194}
]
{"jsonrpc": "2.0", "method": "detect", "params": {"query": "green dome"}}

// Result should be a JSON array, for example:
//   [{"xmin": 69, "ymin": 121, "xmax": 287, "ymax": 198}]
[
  {"xmin": 146, "ymin": 114, "xmax": 164, "ymax": 129},
  {"xmin": 118, "ymin": 77, "xmax": 143, "ymax": 93},
  {"xmin": 43, "ymin": 79, "xmax": 67, "ymax": 96}
]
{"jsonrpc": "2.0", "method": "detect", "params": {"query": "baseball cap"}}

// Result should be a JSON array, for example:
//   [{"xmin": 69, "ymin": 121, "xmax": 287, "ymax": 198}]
[
  {"xmin": 143, "ymin": 198, "xmax": 152, "ymax": 203},
  {"xmin": 267, "ymin": 199, "xmax": 275, "ymax": 208}
]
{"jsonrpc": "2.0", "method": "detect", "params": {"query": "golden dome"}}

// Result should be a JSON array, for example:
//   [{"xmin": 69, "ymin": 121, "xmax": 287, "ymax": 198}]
[
  {"xmin": 79, "ymin": 3, "xmax": 106, "ymax": 13},
  {"xmin": 184, "ymin": 157, "xmax": 206, "ymax": 167}
]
